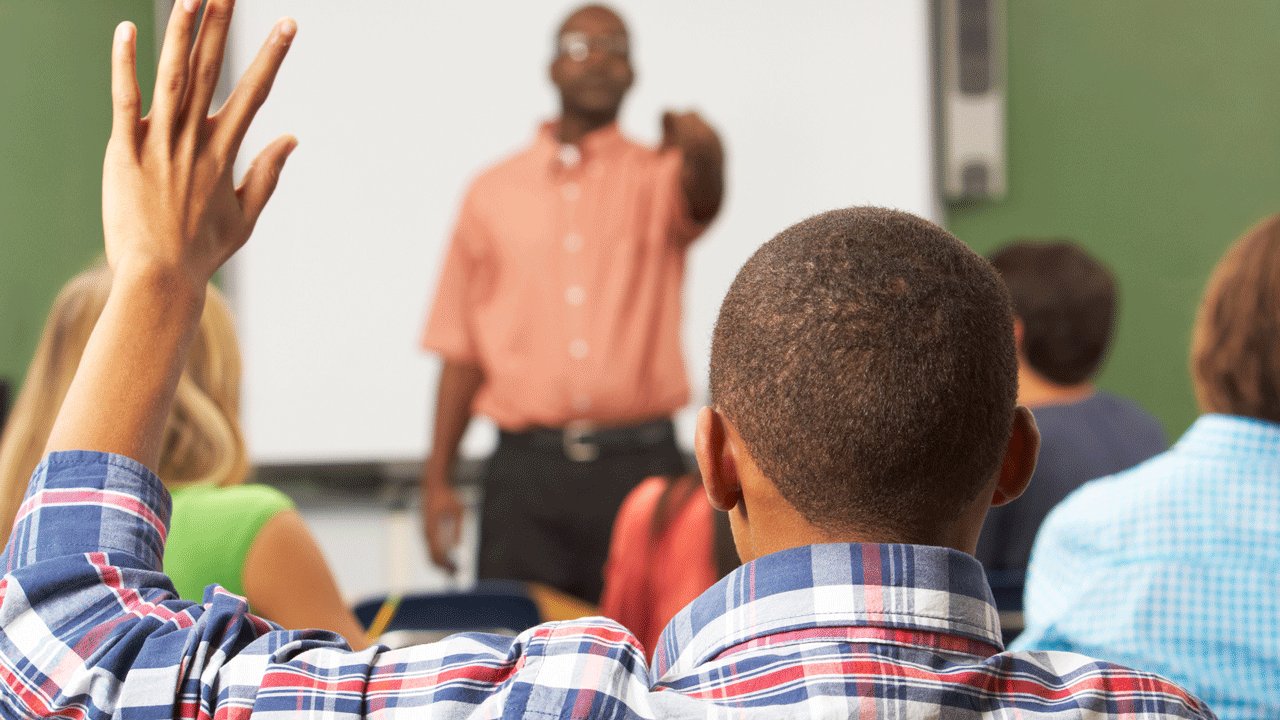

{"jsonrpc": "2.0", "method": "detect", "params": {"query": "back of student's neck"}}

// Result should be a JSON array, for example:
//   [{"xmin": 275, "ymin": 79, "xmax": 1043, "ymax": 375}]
[
  {"xmin": 743, "ymin": 517, "xmax": 974, "ymax": 562},
  {"xmin": 732, "ymin": 456, "xmax": 986, "ymax": 564},
  {"xmin": 1017, "ymin": 368, "xmax": 1096, "ymax": 408}
]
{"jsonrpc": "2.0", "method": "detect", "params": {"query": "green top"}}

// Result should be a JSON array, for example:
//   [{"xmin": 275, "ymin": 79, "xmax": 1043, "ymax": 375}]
[{"xmin": 164, "ymin": 483, "xmax": 295, "ymax": 602}]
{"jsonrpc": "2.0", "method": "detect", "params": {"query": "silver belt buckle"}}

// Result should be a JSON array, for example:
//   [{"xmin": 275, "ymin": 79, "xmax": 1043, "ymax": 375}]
[{"xmin": 563, "ymin": 420, "xmax": 600, "ymax": 463}]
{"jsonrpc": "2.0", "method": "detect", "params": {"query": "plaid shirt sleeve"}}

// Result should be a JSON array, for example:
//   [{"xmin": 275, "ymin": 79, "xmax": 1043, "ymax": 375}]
[{"xmin": 0, "ymin": 451, "xmax": 652, "ymax": 719}]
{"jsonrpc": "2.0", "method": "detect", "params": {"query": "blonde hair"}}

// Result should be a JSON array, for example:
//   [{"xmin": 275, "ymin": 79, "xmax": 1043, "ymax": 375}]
[
  {"xmin": 1191, "ymin": 214, "xmax": 1280, "ymax": 423},
  {"xmin": 0, "ymin": 264, "xmax": 249, "ymax": 537}
]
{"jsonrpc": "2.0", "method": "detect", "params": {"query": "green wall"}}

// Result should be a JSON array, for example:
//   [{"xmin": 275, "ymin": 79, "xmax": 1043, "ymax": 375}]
[
  {"xmin": 948, "ymin": 0, "xmax": 1280, "ymax": 437},
  {"xmin": 0, "ymin": 1, "xmax": 156, "ymax": 388}
]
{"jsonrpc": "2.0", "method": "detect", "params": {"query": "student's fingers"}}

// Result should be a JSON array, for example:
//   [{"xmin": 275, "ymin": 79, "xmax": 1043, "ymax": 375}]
[
  {"xmin": 215, "ymin": 18, "xmax": 296, "ymax": 155},
  {"xmin": 421, "ymin": 487, "xmax": 461, "ymax": 573},
  {"xmin": 428, "ymin": 524, "xmax": 459, "ymax": 575},
  {"xmin": 236, "ymin": 134, "xmax": 298, "ymax": 227},
  {"xmin": 152, "ymin": 0, "xmax": 201, "ymax": 129},
  {"xmin": 445, "ymin": 502, "xmax": 463, "ymax": 550},
  {"xmin": 183, "ymin": 0, "xmax": 236, "ymax": 129},
  {"xmin": 110, "ymin": 23, "xmax": 142, "ymax": 147}
]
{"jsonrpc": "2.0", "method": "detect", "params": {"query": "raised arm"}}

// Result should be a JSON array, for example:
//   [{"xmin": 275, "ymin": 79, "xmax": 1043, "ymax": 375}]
[
  {"xmin": 0, "ymin": 6, "xmax": 651, "ymax": 718},
  {"xmin": 660, "ymin": 110, "xmax": 725, "ymax": 230},
  {"xmin": 47, "ymin": 3, "xmax": 295, "ymax": 465}
]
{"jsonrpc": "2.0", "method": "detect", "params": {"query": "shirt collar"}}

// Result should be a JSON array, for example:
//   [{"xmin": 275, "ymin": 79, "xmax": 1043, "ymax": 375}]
[
  {"xmin": 534, "ymin": 120, "xmax": 627, "ymax": 171},
  {"xmin": 1174, "ymin": 413, "xmax": 1280, "ymax": 460},
  {"xmin": 650, "ymin": 543, "xmax": 1002, "ymax": 680}
]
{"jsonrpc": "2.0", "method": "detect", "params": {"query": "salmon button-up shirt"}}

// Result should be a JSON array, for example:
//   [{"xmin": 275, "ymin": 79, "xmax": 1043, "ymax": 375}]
[{"xmin": 422, "ymin": 122, "xmax": 705, "ymax": 430}]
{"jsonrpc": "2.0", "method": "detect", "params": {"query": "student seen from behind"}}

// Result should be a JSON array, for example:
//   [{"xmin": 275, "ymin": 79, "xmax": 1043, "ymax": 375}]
[
  {"xmin": 976, "ymin": 240, "xmax": 1165, "ymax": 576},
  {"xmin": 1017, "ymin": 215, "xmax": 1280, "ymax": 719}
]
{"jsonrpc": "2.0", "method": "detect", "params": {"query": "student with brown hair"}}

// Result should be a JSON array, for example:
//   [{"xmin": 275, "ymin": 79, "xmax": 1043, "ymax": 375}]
[
  {"xmin": 0, "ymin": 4, "xmax": 1210, "ymax": 716},
  {"xmin": 975, "ymin": 240, "xmax": 1165, "ymax": 575},
  {"xmin": 1018, "ymin": 215, "xmax": 1280, "ymax": 719},
  {"xmin": 0, "ymin": 264, "xmax": 367, "ymax": 649}
]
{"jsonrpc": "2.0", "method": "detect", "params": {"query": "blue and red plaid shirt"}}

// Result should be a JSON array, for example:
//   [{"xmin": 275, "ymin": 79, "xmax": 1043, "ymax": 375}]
[{"xmin": 0, "ymin": 451, "xmax": 1211, "ymax": 718}]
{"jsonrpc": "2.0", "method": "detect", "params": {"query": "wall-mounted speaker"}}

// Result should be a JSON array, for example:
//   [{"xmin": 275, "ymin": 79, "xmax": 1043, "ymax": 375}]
[{"xmin": 937, "ymin": 0, "xmax": 1007, "ymax": 201}]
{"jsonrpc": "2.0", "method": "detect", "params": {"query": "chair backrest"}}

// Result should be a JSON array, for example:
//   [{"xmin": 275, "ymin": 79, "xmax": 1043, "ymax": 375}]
[{"xmin": 354, "ymin": 580, "xmax": 542, "ymax": 640}]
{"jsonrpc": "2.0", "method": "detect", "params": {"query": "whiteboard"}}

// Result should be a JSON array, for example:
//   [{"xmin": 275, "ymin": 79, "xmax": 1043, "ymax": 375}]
[{"xmin": 226, "ymin": 0, "xmax": 938, "ymax": 464}]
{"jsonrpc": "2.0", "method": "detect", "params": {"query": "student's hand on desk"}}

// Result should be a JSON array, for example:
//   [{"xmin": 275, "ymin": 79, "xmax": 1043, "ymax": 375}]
[
  {"xmin": 103, "ymin": 3, "xmax": 297, "ymax": 292},
  {"xmin": 422, "ymin": 478, "xmax": 464, "ymax": 574}
]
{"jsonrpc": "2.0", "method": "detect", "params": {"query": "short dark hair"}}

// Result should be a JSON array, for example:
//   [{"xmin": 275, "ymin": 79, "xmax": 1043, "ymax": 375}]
[
  {"xmin": 709, "ymin": 207, "xmax": 1017, "ymax": 538},
  {"xmin": 988, "ymin": 240, "xmax": 1116, "ymax": 386},
  {"xmin": 554, "ymin": 4, "xmax": 628, "ymax": 43},
  {"xmin": 1192, "ymin": 214, "xmax": 1280, "ymax": 423}
]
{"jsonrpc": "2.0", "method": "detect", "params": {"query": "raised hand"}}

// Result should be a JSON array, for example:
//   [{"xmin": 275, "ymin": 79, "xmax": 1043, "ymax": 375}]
[
  {"xmin": 660, "ymin": 110, "xmax": 724, "ymax": 226},
  {"xmin": 44, "ymin": 1, "xmax": 297, "ymax": 470},
  {"xmin": 103, "ymin": 0, "xmax": 297, "ymax": 291},
  {"xmin": 660, "ymin": 110, "xmax": 721, "ymax": 160}
]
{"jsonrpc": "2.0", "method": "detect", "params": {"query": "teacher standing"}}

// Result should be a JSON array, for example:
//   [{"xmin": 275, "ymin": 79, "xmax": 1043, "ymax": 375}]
[{"xmin": 419, "ymin": 4, "xmax": 725, "ymax": 602}]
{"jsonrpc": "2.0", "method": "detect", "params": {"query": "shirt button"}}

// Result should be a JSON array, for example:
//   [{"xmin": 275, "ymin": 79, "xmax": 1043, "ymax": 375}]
[
  {"xmin": 562, "ymin": 182, "xmax": 581, "ymax": 201},
  {"xmin": 569, "ymin": 339, "xmax": 590, "ymax": 359},
  {"xmin": 558, "ymin": 144, "xmax": 581, "ymax": 168},
  {"xmin": 565, "ymin": 285, "xmax": 586, "ymax": 306},
  {"xmin": 563, "ymin": 233, "xmax": 584, "ymax": 253}
]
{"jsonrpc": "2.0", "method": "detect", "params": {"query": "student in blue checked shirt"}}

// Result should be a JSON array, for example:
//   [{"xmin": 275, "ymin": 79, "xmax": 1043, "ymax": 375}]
[
  {"xmin": 1017, "ymin": 214, "xmax": 1280, "ymax": 720},
  {"xmin": 0, "ymin": 2, "xmax": 1214, "ymax": 718}
]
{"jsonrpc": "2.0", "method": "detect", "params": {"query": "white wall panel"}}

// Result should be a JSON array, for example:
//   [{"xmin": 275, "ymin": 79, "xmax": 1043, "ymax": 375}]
[{"xmin": 226, "ymin": 0, "xmax": 936, "ymax": 463}]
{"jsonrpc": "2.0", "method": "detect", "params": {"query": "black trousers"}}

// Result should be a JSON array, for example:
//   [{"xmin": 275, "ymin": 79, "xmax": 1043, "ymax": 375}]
[{"xmin": 477, "ymin": 423, "xmax": 686, "ymax": 603}]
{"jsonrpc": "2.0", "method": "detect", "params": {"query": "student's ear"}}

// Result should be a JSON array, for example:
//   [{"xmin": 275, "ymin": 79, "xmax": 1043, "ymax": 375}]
[
  {"xmin": 695, "ymin": 406, "xmax": 742, "ymax": 512},
  {"xmin": 992, "ymin": 405, "xmax": 1039, "ymax": 507},
  {"xmin": 1012, "ymin": 316, "xmax": 1026, "ymax": 355}
]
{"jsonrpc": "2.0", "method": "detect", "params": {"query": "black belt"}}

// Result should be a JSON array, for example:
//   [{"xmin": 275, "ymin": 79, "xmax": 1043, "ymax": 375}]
[{"xmin": 499, "ymin": 418, "xmax": 675, "ymax": 463}]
